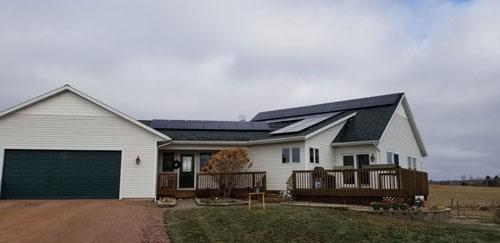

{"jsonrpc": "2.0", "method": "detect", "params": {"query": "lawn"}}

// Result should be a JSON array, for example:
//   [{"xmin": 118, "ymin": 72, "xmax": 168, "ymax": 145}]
[{"xmin": 164, "ymin": 205, "xmax": 500, "ymax": 243}]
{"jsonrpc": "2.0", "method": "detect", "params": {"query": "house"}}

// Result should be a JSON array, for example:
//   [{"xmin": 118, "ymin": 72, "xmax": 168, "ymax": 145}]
[{"xmin": 0, "ymin": 85, "xmax": 427, "ymax": 200}]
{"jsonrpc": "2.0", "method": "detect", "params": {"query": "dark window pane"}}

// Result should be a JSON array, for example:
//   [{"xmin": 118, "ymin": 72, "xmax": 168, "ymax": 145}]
[
  {"xmin": 282, "ymin": 148, "xmax": 290, "ymax": 163},
  {"xmin": 357, "ymin": 154, "xmax": 370, "ymax": 168},
  {"xmin": 343, "ymin": 155, "xmax": 354, "ymax": 166},
  {"xmin": 162, "ymin": 153, "xmax": 175, "ymax": 172},
  {"xmin": 394, "ymin": 154, "xmax": 399, "ymax": 165},
  {"xmin": 309, "ymin": 148, "xmax": 314, "ymax": 163},
  {"xmin": 292, "ymin": 148, "xmax": 300, "ymax": 163},
  {"xmin": 315, "ymin": 149, "xmax": 319, "ymax": 163},
  {"xmin": 199, "ymin": 153, "xmax": 211, "ymax": 170}
]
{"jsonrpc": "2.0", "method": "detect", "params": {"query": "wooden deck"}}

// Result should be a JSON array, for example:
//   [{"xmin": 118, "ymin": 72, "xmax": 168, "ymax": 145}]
[{"xmin": 290, "ymin": 166, "xmax": 428, "ymax": 205}]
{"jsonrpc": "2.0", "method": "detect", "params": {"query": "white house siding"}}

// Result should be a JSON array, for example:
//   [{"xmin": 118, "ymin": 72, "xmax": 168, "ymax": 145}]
[
  {"xmin": 305, "ymin": 121, "xmax": 346, "ymax": 170},
  {"xmin": 378, "ymin": 101, "xmax": 423, "ymax": 170},
  {"xmin": 0, "ymin": 91, "xmax": 163, "ymax": 199},
  {"xmin": 248, "ymin": 142, "xmax": 306, "ymax": 191}
]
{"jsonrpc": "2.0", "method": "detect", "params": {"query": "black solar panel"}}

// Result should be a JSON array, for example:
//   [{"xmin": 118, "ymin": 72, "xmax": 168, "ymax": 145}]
[
  {"xmin": 151, "ymin": 119, "xmax": 271, "ymax": 131},
  {"xmin": 252, "ymin": 93, "xmax": 402, "ymax": 121}
]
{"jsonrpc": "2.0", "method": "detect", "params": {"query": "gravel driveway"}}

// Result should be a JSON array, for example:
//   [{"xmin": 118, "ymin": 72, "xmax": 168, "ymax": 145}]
[{"xmin": 0, "ymin": 200, "xmax": 168, "ymax": 243}]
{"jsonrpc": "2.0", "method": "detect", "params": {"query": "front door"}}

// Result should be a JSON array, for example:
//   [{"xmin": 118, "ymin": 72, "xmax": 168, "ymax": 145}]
[{"xmin": 179, "ymin": 154, "xmax": 195, "ymax": 188}]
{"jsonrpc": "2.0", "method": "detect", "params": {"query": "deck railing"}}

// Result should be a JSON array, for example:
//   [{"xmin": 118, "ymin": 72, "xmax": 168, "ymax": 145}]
[
  {"xmin": 196, "ymin": 171, "xmax": 266, "ymax": 197},
  {"xmin": 157, "ymin": 172, "xmax": 177, "ymax": 197},
  {"xmin": 291, "ymin": 166, "xmax": 428, "ymax": 203}
]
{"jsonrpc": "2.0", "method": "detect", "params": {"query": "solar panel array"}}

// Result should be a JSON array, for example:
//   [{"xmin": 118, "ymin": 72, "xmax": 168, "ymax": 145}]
[
  {"xmin": 252, "ymin": 93, "xmax": 402, "ymax": 121},
  {"xmin": 151, "ymin": 119, "xmax": 271, "ymax": 131},
  {"xmin": 269, "ymin": 113, "xmax": 339, "ymax": 135}
]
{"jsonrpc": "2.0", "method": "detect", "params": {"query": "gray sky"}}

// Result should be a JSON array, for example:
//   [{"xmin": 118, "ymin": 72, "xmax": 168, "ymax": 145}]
[{"xmin": 1, "ymin": 0, "xmax": 499, "ymax": 180}]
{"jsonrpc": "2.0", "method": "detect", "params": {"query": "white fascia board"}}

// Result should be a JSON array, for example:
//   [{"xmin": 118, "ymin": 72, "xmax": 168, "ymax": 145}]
[
  {"xmin": 304, "ymin": 112, "xmax": 357, "ymax": 140},
  {"xmin": 247, "ymin": 136, "xmax": 305, "ymax": 145},
  {"xmin": 331, "ymin": 140, "xmax": 379, "ymax": 146},
  {"xmin": 0, "ymin": 85, "xmax": 171, "ymax": 141}
]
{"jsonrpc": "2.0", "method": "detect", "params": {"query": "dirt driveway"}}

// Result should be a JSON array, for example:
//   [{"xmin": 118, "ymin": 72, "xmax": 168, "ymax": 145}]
[{"xmin": 0, "ymin": 200, "xmax": 168, "ymax": 243}]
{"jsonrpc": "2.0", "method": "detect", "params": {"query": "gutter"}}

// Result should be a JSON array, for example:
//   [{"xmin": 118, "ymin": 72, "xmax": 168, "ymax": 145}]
[{"xmin": 331, "ymin": 140, "xmax": 379, "ymax": 147}]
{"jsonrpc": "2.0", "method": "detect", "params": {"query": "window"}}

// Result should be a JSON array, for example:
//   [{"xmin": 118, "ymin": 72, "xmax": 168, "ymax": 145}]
[
  {"xmin": 162, "ymin": 153, "xmax": 175, "ymax": 172},
  {"xmin": 343, "ymin": 155, "xmax": 355, "ymax": 184},
  {"xmin": 387, "ymin": 152, "xmax": 399, "ymax": 165},
  {"xmin": 292, "ymin": 148, "xmax": 300, "ymax": 163},
  {"xmin": 394, "ymin": 154, "xmax": 399, "ymax": 165},
  {"xmin": 343, "ymin": 155, "xmax": 354, "ymax": 166},
  {"xmin": 309, "ymin": 148, "xmax": 314, "ymax": 163},
  {"xmin": 315, "ymin": 149, "xmax": 319, "ymax": 163},
  {"xmin": 282, "ymin": 148, "xmax": 290, "ymax": 163},
  {"xmin": 407, "ymin": 157, "xmax": 412, "ymax": 169},
  {"xmin": 182, "ymin": 156, "xmax": 192, "ymax": 172},
  {"xmin": 412, "ymin": 158, "xmax": 417, "ymax": 170},
  {"xmin": 199, "ymin": 153, "xmax": 211, "ymax": 170}
]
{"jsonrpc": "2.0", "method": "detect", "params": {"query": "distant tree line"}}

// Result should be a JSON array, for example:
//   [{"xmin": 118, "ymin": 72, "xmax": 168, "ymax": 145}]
[{"xmin": 429, "ymin": 175, "xmax": 500, "ymax": 187}]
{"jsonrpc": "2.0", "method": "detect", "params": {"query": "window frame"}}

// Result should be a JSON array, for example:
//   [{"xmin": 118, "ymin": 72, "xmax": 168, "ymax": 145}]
[
  {"xmin": 282, "ymin": 148, "xmax": 290, "ymax": 163},
  {"xmin": 162, "ymin": 152, "xmax": 175, "ymax": 172},
  {"xmin": 314, "ymin": 148, "xmax": 319, "ymax": 163},
  {"xmin": 309, "ymin": 148, "xmax": 314, "ymax": 163},
  {"xmin": 291, "ymin": 147, "xmax": 300, "ymax": 163}
]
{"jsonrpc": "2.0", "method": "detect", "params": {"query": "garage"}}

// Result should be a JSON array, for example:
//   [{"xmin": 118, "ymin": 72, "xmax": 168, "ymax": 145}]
[{"xmin": 1, "ymin": 150, "xmax": 121, "ymax": 199}]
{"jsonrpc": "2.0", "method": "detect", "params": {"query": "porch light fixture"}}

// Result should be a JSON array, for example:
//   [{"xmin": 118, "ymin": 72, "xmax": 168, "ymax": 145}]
[
  {"xmin": 136, "ymin": 155, "xmax": 141, "ymax": 165},
  {"xmin": 370, "ymin": 153, "xmax": 376, "ymax": 162}
]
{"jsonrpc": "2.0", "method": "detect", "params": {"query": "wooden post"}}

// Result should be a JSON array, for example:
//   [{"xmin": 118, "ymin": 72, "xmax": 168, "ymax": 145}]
[{"xmin": 456, "ymin": 201, "xmax": 460, "ymax": 216}]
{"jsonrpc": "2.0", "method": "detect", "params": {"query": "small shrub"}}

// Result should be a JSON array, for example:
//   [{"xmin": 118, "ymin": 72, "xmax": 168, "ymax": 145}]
[
  {"xmin": 370, "ymin": 202, "xmax": 382, "ymax": 210},
  {"xmin": 391, "ymin": 203, "xmax": 400, "ymax": 210},
  {"xmin": 399, "ymin": 203, "xmax": 409, "ymax": 210}
]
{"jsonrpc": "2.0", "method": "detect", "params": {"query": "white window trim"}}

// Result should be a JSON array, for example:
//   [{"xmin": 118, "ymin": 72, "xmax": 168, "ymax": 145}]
[
  {"xmin": 282, "ymin": 147, "xmax": 301, "ymax": 164},
  {"xmin": 341, "ymin": 152, "xmax": 371, "ymax": 169}
]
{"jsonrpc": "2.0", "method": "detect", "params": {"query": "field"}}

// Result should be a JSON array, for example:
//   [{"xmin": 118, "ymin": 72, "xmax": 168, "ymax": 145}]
[
  {"xmin": 429, "ymin": 185, "xmax": 500, "ymax": 208},
  {"xmin": 164, "ymin": 206, "xmax": 500, "ymax": 243}
]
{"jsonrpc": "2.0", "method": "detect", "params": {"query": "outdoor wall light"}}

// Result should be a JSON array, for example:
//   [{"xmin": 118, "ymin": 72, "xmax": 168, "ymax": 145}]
[
  {"xmin": 136, "ymin": 155, "xmax": 141, "ymax": 165},
  {"xmin": 370, "ymin": 153, "xmax": 376, "ymax": 162}
]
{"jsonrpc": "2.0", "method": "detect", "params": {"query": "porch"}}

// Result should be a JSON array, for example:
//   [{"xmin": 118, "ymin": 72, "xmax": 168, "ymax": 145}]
[{"xmin": 157, "ymin": 171, "xmax": 267, "ymax": 198}]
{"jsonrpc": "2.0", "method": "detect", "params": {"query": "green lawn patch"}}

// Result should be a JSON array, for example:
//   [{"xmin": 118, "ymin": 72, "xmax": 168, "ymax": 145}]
[{"xmin": 164, "ymin": 205, "xmax": 500, "ymax": 243}]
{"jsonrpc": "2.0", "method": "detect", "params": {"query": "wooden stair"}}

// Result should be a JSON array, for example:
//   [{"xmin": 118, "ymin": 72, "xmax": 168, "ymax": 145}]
[{"xmin": 265, "ymin": 192, "xmax": 284, "ymax": 203}]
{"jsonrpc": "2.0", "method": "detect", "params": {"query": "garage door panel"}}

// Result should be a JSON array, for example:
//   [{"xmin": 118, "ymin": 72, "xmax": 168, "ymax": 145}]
[{"xmin": 1, "ymin": 150, "xmax": 121, "ymax": 199}]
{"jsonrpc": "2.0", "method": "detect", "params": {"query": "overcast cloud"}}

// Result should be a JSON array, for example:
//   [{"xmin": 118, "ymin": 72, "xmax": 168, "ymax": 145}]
[{"xmin": 1, "ymin": 0, "xmax": 499, "ymax": 180}]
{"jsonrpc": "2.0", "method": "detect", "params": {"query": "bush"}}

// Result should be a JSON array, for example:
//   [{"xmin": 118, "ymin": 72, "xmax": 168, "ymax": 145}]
[{"xmin": 370, "ymin": 202, "xmax": 382, "ymax": 210}]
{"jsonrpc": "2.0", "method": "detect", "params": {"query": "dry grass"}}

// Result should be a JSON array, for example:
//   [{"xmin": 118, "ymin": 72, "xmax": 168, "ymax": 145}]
[{"xmin": 429, "ymin": 185, "xmax": 500, "ymax": 208}]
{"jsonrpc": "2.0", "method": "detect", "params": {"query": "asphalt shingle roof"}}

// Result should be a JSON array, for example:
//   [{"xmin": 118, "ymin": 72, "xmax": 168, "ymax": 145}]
[
  {"xmin": 141, "ymin": 93, "xmax": 405, "ymax": 143},
  {"xmin": 251, "ymin": 93, "xmax": 402, "ymax": 122}
]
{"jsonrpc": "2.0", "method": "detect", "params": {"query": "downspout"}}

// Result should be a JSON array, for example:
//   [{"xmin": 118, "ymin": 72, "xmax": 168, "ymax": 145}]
[{"xmin": 373, "ymin": 141, "xmax": 381, "ymax": 164}]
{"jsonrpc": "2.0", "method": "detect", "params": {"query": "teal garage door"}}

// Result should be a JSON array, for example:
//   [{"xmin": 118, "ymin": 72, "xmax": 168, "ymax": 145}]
[{"xmin": 1, "ymin": 150, "xmax": 121, "ymax": 199}]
